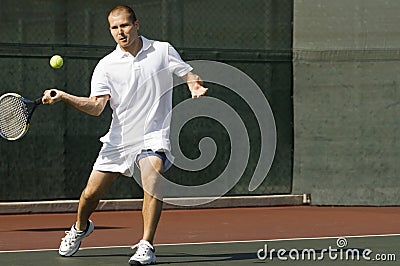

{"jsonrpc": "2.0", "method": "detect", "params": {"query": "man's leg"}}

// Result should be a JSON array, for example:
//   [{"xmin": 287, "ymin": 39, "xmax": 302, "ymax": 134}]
[
  {"xmin": 138, "ymin": 156, "xmax": 164, "ymax": 243},
  {"xmin": 129, "ymin": 155, "xmax": 164, "ymax": 265},
  {"xmin": 76, "ymin": 170, "xmax": 119, "ymax": 230},
  {"xmin": 59, "ymin": 170, "xmax": 119, "ymax": 257}
]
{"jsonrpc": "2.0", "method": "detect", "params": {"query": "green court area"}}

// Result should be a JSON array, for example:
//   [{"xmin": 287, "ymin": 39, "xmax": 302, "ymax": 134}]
[{"xmin": 1, "ymin": 235, "xmax": 399, "ymax": 265}]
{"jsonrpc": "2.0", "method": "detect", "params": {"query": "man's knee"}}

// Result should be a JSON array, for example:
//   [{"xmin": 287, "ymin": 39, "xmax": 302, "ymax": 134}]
[
  {"xmin": 139, "ymin": 156, "xmax": 165, "ymax": 199},
  {"xmin": 142, "ymin": 172, "xmax": 164, "ymax": 200},
  {"xmin": 81, "ymin": 186, "xmax": 102, "ymax": 202},
  {"xmin": 82, "ymin": 171, "xmax": 118, "ymax": 202}
]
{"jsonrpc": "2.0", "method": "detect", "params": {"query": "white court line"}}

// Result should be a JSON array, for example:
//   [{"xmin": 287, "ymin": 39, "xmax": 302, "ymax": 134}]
[{"xmin": 1, "ymin": 233, "xmax": 400, "ymax": 254}]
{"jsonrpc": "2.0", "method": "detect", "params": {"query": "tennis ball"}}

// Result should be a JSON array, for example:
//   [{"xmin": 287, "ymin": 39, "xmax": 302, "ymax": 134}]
[{"xmin": 50, "ymin": 55, "xmax": 63, "ymax": 69}]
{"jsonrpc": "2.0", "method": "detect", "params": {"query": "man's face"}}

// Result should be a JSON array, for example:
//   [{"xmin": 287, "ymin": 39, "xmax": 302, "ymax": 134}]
[{"xmin": 108, "ymin": 10, "xmax": 139, "ymax": 52}]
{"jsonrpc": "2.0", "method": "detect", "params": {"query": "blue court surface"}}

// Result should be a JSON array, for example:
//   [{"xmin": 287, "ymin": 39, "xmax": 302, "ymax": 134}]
[{"xmin": 1, "ymin": 234, "xmax": 399, "ymax": 265}]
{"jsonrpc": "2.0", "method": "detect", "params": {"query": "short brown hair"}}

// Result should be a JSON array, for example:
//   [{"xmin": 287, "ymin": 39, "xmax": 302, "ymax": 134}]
[{"xmin": 108, "ymin": 5, "xmax": 137, "ymax": 22}]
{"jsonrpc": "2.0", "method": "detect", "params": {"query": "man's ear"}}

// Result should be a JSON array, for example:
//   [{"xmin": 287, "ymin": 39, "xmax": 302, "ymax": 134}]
[{"xmin": 135, "ymin": 20, "xmax": 140, "ymax": 31}]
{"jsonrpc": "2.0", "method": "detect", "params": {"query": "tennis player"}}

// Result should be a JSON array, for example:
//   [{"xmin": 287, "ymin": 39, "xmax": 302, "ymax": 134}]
[{"xmin": 42, "ymin": 5, "xmax": 207, "ymax": 265}]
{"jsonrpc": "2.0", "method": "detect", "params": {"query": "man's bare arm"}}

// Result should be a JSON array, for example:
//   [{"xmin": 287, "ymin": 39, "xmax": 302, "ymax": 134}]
[{"xmin": 42, "ymin": 89, "xmax": 109, "ymax": 116}]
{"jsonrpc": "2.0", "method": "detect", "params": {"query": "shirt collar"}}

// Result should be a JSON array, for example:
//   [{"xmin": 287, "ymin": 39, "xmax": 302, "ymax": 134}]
[{"xmin": 115, "ymin": 36, "xmax": 152, "ymax": 58}]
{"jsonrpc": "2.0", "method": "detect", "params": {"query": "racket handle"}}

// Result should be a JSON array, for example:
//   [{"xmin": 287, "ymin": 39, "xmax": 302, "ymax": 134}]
[{"xmin": 35, "ymin": 90, "xmax": 57, "ymax": 105}]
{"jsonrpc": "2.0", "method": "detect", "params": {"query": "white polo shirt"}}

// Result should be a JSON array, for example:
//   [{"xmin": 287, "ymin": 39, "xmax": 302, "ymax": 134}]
[{"xmin": 90, "ymin": 36, "xmax": 192, "ymax": 176}]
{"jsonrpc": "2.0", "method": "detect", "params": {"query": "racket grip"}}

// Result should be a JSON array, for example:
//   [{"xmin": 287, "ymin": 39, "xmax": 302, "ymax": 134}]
[{"xmin": 35, "ymin": 90, "xmax": 57, "ymax": 105}]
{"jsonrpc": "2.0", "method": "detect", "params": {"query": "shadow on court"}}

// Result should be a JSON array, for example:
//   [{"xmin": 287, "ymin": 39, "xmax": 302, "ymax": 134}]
[
  {"xmin": 156, "ymin": 252, "xmax": 257, "ymax": 265},
  {"xmin": 1, "ymin": 235, "xmax": 399, "ymax": 265}
]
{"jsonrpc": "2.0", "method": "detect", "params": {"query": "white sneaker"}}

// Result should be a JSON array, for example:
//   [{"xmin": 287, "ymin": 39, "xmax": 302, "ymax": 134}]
[
  {"xmin": 129, "ymin": 240, "xmax": 156, "ymax": 265},
  {"xmin": 58, "ymin": 220, "xmax": 94, "ymax": 257}
]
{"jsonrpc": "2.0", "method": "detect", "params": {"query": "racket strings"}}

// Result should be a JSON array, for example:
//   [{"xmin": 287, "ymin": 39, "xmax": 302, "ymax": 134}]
[{"xmin": 0, "ymin": 96, "xmax": 28, "ymax": 139}]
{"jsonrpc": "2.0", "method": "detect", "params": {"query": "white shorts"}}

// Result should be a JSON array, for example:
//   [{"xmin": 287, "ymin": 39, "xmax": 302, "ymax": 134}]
[{"xmin": 92, "ymin": 143, "xmax": 172, "ymax": 177}]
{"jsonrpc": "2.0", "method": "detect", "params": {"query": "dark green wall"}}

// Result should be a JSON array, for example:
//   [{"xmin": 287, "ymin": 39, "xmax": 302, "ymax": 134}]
[{"xmin": 293, "ymin": 0, "xmax": 400, "ymax": 205}]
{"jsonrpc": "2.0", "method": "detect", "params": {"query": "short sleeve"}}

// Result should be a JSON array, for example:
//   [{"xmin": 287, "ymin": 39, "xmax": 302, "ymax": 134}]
[
  {"xmin": 90, "ymin": 61, "xmax": 111, "ymax": 97},
  {"xmin": 168, "ymin": 43, "xmax": 193, "ymax": 77}
]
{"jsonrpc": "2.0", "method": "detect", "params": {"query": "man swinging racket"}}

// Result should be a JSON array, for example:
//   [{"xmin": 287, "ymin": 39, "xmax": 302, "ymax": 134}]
[{"xmin": 42, "ymin": 5, "xmax": 207, "ymax": 265}]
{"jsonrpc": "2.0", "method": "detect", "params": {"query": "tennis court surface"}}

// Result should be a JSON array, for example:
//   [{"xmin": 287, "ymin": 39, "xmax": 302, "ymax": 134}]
[{"xmin": 1, "ymin": 206, "xmax": 399, "ymax": 265}]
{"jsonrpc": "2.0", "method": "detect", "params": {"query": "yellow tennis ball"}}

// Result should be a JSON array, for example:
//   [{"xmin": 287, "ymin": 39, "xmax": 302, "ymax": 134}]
[{"xmin": 50, "ymin": 55, "xmax": 63, "ymax": 69}]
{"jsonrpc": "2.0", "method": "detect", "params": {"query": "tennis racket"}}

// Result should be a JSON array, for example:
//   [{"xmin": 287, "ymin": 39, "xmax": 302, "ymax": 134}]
[{"xmin": 0, "ymin": 90, "xmax": 56, "ymax": 141}]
